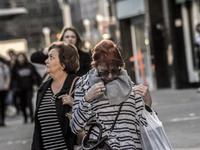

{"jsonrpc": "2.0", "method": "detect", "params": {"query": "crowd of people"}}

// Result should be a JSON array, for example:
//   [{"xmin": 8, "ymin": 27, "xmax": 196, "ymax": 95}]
[
  {"xmin": 0, "ymin": 26, "xmax": 155, "ymax": 150},
  {"xmin": 0, "ymin": 49, "xmax": 42, "ymax": 126}
]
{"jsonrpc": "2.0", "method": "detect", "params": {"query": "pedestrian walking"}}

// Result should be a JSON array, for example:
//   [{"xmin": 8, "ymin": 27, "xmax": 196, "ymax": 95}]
[
  {"xmin": 0, "ymin": 56, "xmax": 11, "ymax": 126},
  {"xmin": 32, "ymin": 42, "xmax": 80, "ymax": 150},
  {"xmin": 6, "ymin": 49, "xmax": 18, "ymax": 116},
  {"xmin": 11, "ymin": 53, "xmax": 42, "ymax": 123},
  {"xmin": 31, "ymin": 26, "xmax": 91, "ymax": 77},
  {"xmin": 195, "ymin": 23, "xmax": 200, "ymax": 93},
  {"xmin": 70, "ymin": 40, "xmax": 154, "ymax": 149}
]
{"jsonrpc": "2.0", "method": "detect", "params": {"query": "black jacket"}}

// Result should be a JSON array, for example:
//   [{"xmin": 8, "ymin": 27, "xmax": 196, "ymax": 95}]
[
  {"xmin": 31, "ymin": 74, "xmax": 78, "ymax": 150},
  {"xmin": 31, "ymin": 48, "xmax": 91, "ymax": 76},
  {"xmin": 11, "ymin": 63, "xmax": 42, "ymax": 90}
]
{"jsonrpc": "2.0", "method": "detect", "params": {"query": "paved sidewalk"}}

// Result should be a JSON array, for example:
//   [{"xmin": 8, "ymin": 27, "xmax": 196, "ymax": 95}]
[
  {"xmin": 150, "ymin": 88, "xmax": 200, "ymax": 150},
  {"xmin": 151, "ymin": 88, "xmax": 199, "ymax": 103},
  {"xmin": 0, "ymin": 88, "xmax": 199, "ymax": 150}
]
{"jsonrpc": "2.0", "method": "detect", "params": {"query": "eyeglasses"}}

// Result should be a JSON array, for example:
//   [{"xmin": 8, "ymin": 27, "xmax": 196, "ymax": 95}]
[{"xmin": 98, "ymin": 68, "xmax": 121, "ymax": 77}]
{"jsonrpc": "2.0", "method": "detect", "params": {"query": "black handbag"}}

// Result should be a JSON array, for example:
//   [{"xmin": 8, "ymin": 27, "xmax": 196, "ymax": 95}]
[{"xmin": 81, "ymin": 102, "xmax": 123, "ymax": 150}]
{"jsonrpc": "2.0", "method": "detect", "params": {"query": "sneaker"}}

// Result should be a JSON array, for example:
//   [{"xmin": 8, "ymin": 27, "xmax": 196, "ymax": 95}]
[
  {"xmin": 0, "ymin": 122, "xmax": 5, "ymax": 127},
  {"xmin": 197, "ymin": 88, "xmax": 200, "ymax": 93}
]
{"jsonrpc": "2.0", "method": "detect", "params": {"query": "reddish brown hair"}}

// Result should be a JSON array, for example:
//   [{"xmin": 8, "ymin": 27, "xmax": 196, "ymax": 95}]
[{"xmin": 91, "ymin": 40, "xmax": 125, "ymax": 68}]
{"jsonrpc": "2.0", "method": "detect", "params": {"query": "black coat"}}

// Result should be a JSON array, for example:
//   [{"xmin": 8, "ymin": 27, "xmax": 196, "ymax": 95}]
[
  {"xmin": 11, "ymin": 63, "xmax": 42, "ymax": 90},
  {"xmin": 31, "ymin": 74, "xmax": 78, "ymax": 150},
  {"xmin": 30, "ymin": 48, "xmax": 91, "ymax": 76}
]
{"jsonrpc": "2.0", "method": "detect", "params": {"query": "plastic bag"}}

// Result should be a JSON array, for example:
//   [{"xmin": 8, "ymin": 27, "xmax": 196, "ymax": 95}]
[{"xmin": 140, "ymin": 109, "xmax": 173, "ymax": 150}]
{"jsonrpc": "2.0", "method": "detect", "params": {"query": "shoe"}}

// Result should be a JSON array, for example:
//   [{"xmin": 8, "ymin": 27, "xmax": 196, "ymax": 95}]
[
  {"xmin": 0, "ymin": 122, "xmax": 5, "ymax": 127},
  {"xmin": 31, "ymin": 117, "xmax": 34, "ymax": 123},
  {"xmin": 197, "ymin": 88, "xmax": 200, "ymax": 93},
  {"xmin": 24, "ymin": 118, "xmax": 27, "ymax": 124}
]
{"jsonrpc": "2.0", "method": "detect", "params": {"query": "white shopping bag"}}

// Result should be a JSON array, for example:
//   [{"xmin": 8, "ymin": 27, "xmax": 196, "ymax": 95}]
[{"xmin": 140, "ymin": 109, "xmax": 173, "ymax": 150}]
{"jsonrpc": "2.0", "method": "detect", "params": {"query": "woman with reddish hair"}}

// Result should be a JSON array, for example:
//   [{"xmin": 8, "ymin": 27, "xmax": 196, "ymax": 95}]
[{"xmin": 70, "ymin": 40, "xmax": 153, "ymax": 149}]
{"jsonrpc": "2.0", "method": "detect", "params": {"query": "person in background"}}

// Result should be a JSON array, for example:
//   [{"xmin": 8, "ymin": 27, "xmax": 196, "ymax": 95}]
[
  {"xmin": 70, "ymin": 40, "xmax": 153, "ymax": 149},
  {"xmin": 195, "ymin": 23, "xmax": 200, "ymax": 93},
  {"xmin": 6, "ymin": 49, "xmax": 18, "ymax": 115},
  {"xmin": 0, "ymin": 56, "xmax": 11, "ymax": 126},
  {"xmin": 7, "ymin": 49, "xmax": 17, "ymax": 69},
  {"xmin": 31, "ymin": 26, "xmax": 91, "ymax": 77},
  {"xmin": 32, "ymin": 42, "xmax": 80, "ymax": 150},
  {"xmin": 11, "ymin": 53, "xmax": 42, "ymax": 123}
]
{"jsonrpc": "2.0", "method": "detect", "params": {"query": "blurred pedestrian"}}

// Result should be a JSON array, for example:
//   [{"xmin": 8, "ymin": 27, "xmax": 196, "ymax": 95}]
[
  {"xmin": 6, "ymin": 49, "xmax": 18, "ymax": 116},
  {"xmin": 0, "ymin": 56, "xmax": 11, "ymax": 126},
  {"xmin": 70, "ymin": 40, "xmax": 153, "ymax": 149},
  {"xmin": 31, "ymin": 26, "xmax": 91, "ymax": 77},
  {"xmin": 7, "ymin": 49, "xmax": 17, "ymax": 69},
  {"xmin": 11, "ymin": 53, "xmax": 42, "ymax": 123},
  {"xmin": 32, "ymin": 42, "xmax": 80, "ymax": 150},
  {"xmin": 195, "ymin": 23, "xmax": 200, "ymax": 93}
]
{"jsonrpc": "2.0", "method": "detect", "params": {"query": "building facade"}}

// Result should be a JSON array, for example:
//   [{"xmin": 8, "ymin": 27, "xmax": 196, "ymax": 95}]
[
  {"xmin": 115, "ymin": 0, "xmax": 200, "ymax": 89},
  {"xmin": 0, "ymin": 0, "xmax": 63, "ymax": 50}
]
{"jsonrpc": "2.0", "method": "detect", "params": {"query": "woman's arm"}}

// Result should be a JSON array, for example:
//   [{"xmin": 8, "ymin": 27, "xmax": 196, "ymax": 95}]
[
  {"xmin": 70, "ymin": 85, "xmax": 94, "ymax": 134},
  {"xmin": 30, "ymin": 48, "xmax": 48, "ymax": 64}
]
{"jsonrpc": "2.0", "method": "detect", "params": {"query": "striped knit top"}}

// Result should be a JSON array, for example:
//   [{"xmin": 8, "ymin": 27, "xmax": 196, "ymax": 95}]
[
  {"xmin": 37, "ymin": 87, "xmax": 67, "ymax": 150},
  {"xmin": 70, "ymin": 73, "xmax": 147, "ymax": 150}
]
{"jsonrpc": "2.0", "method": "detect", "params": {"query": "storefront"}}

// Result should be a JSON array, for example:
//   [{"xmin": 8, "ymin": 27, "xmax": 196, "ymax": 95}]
[{"xmin": 116, "ymin": 0, "xmax": 155, "ymax": 89}]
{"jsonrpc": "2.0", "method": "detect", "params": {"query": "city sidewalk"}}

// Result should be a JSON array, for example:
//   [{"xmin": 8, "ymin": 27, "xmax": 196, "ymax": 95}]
[
  {"xmin": 0, "ymin": 88, "xmax": 199, "ymax": 150},
  {"xmin": 151, "ymin": 88, "xmax": 200, "ymax": 150},
  {"xmin": 151, "ymin": 88, "xmax": 199, "ymax": 105}
]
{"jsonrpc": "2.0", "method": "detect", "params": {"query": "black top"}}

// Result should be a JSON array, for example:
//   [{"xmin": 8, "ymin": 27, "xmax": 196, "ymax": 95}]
[
  {"xmin": 30, "ymin": 48, "xmax": 91, "ymax": 76},
  {"xmin": 11, "ymin": 63, "xmax": 42, "ymax": 90}
]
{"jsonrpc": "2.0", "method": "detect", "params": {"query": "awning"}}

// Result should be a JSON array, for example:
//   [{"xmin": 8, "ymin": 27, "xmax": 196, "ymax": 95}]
[{"xmin": 0, "ymin": 7, "xmax": 27, "ymax": 20}]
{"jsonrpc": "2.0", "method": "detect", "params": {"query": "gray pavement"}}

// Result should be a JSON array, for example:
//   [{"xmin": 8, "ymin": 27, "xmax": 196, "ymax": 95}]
[
  {"xmin": 151, "ymin": 88, "xmax": 200, "ymax": 150},
  {"xmin": 0, "ymin": 88, "xmax": 199, "ymax": 150}
]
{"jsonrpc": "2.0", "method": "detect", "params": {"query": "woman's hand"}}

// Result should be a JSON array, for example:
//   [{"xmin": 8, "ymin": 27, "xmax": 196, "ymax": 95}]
[
  {"xmin": 133, "ymin": 84, "xmax": 152, "ymax": 108},
  {"xmin": 58, "ymin": 94, "xmax": 74, "ymax": 107},
  {"xmin": 84, "ymin": 83, "xmax": 105, "ymax": 101}
]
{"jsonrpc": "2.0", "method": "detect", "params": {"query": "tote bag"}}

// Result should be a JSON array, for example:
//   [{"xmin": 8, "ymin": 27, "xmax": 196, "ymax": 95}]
[{"xmin": 140, "ymin": 109, "xmax": 173, "ymax": 150}]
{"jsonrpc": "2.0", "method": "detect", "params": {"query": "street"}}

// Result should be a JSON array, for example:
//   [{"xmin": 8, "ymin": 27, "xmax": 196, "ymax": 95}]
[{"xmin": 0, "ymin": 88, "xmax": 199, "ymax": 150}]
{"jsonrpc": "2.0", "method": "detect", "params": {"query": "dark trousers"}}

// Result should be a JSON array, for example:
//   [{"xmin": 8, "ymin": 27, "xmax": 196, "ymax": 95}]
[
  {"xmin": 0, "ymin": 91, "xmax": 7, "ymax": 124},
  {"xmin": 17, "ymin": 89, "xmax": 33, "ymax": 122}
]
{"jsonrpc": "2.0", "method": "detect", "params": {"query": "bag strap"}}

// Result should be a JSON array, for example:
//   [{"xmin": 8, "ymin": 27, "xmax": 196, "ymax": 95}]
[
  {"xmin": 82, "ymin": 102, "xmax": 123, "ymax": 150},
  {"xmin": 68, "ymin": 76, "xmax": 79, "ymax": 96},
  {"xmin": 110, "ymin": 102, "xmax": 123, "ymax": 132}
]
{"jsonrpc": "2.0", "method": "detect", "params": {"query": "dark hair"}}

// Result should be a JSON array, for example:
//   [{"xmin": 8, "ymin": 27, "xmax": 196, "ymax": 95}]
[
  {"xmin": 7, "ymin": 49, "xmax": 16, "ymax": 56},
  {"xmin": 48, "ymin": 41, "xmax": 80, "ymax": 73},
  {"xmin": 59, "ymin": 26, "xmax": 83, "ymax": 50},
  {"xmin": 91, "ymin": 40, "xmax": 125, "ymax": 68},
  {"xmin": 16, "ymin": 53, "xmax": 29, "ymax": 66}
]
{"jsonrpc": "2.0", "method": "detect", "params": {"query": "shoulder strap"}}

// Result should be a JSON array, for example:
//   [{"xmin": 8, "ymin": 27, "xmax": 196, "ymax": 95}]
[{"xmin": 69, "ymin": 76, "xmax": 79, "ymax": 96}]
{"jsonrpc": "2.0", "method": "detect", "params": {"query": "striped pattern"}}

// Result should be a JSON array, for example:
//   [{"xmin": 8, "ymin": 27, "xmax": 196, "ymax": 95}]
[
  {"xmin": 37, "ymin": 88, "xmax": 67, "ymax": 150},
  {"xmin": 70, "ymin": 74, "xmax": 147, "ymax": 150}
]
